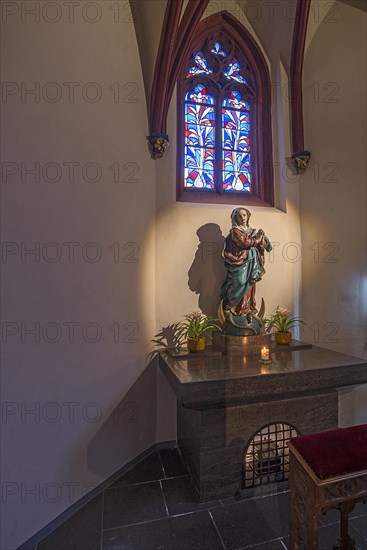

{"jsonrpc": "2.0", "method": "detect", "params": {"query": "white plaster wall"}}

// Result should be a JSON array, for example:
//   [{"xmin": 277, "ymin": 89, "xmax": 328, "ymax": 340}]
[
  {"xmin": 234, "ymin": 0, "xmax": 295, "ymax": 71},
  {"xmin": 301, "ymin": 1, "xmax": 367, "ymax": 425},
  {"xmin": 129, "ymin": 0, "xmax": 166, "ymax": 115},
  {"xmin": 0, "ymin": 3, "xmax": 156, "ymax": 548}
]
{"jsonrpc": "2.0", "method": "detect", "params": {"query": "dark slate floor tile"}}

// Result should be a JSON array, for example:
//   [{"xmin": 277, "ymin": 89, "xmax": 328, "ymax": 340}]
[
  {"xmin": 353, "ymin": 502, "xmax": 367, "ymax": 518},
  {"xmin": 161, "ymin": 475, "xmax": 222, "ymax": 515},
  {"xmin": 220, "ymin": 495, "xmax": 239, "ymax": 506},
  {"xmin": 320, "ymin": 501, "xmax": 367, "ymax": 526},
  {"xmin": 238, "ymin": 481, "xmax": 289, "ymax": 501},
  {"xmin": 318, "ymin": 522, "xmax": 367, "ymax": 550},
  {"xmin": 103, "ymin": 481, "xmax": 167, "ymax": 530},
  {"xmin": 238, "ymin": 538, "xmax": 285, "ymax": 549},
  {"xmin": 210, "ymin": 492, "xmax": 290, "ymax": 550},
  {"xmin": 351, "ymin": 516, "xmax": 367, "ymax": 540},
  {"xmin": 109, "ymin": 452, "xmax": 165, "ymax": 487},
  {"xmin": 159, "ymin": 447, "xmax": 188, "ymax": 478},
  {"xmin": 102, "ymin": 510, "xmax": 225, "ymax": 550},
  {"xmin": 37, "ymin": 495, "xmax": 102, "ymax": 550},
  {"xmin": 319, "ymin": 507, "xmax": 340, "ymax": 526}
]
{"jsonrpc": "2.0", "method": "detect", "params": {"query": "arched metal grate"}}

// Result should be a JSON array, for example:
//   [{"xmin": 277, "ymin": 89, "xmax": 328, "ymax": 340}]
[{"xmin": 243, "ymin": 422, "xmax": 299, "ymax": 488}]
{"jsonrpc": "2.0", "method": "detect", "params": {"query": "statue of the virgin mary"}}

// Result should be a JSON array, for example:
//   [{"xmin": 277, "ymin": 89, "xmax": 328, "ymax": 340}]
[{"xmin": 219, "ymin": 207, "xmax": 272, "ymax": 335}]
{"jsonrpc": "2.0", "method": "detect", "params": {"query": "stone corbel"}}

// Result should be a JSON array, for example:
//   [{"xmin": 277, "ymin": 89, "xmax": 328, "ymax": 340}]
[
  {"xmin": 147, "ymin": 133, "xmax": 170, "ymax": 160},
  {"xmin": 292, "ymin": 150, "xmax": 311, "ymax": 173}
]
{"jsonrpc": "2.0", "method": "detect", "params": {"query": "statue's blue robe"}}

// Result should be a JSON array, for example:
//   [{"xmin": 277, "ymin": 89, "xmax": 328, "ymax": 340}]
[{"xmin": 220, "ymin": 228, "xmax": 272, "ymax": 310}]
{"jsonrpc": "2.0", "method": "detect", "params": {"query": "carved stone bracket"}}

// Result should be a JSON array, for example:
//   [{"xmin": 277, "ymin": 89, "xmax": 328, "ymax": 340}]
[
  {"xmin": 292, "ymin": 150, "xmax": 311, "ymax": 173},
  {"xmin": 147, "ymin": 133, "xmax": 169, "ymax": 160}
]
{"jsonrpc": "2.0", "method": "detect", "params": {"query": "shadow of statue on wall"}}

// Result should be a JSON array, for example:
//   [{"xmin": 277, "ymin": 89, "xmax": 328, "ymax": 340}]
[{"xmin": 188, "ymin": 223, "xmax": 226, "ymax": 317}]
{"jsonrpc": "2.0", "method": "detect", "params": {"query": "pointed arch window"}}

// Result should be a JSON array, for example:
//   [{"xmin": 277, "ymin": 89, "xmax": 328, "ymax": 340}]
[{"xmin": 177, "ymin": 15, "xmax": 274, "ymax": 206}]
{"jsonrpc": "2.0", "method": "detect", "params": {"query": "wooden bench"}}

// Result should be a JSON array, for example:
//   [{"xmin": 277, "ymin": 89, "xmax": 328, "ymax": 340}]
[{"xmin": 288, "ymin": 424, "xmax": 367, "ymax": 549}]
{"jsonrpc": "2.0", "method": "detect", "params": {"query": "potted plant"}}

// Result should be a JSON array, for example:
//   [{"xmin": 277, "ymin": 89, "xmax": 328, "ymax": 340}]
[
  {"xmin": 176, "ymin": 311, "xmax": 222, "ymax": 352},
  {"xmin": 265, "ymin": 306, "xmax": 305, "ymax": 345}
]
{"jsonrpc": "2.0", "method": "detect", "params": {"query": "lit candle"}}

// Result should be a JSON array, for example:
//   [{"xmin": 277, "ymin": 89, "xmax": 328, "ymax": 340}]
[{"xmin": 261, "ymin": 346, "xmax": 270, "ymax": 361}]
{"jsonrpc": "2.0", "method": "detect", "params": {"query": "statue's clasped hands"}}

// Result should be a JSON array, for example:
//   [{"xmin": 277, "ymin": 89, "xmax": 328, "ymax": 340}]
[{"xmin": 255, "ymin": 228, "xmax": 265, "ymax": 244}]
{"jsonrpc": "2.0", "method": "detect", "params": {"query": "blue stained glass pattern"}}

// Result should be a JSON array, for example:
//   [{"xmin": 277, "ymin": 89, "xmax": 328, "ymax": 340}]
[
  {"xmin": 223, "ymin": 171, "xmax": 251, "ymax": 192},
  {"xmin": 222, "ymin": 108, "xmax": 250, "ymax": 151},
  {"xmin": 184, "ymin": 147, "xmax": 215, "ymax": 190},
  {"xmin": 185, "ymin": 147, "xmax": 215, "ymax": 173},
  {"xmin": 224, "ymin": 58, "xmax": 247, "ymax": 84},
  {"xmin": 187, "ymin": 52, "xmax": 213, "ymax": 78},
  {"xmin": 186, "ymin": 124, "xmax": 215, "ymax": 148},
  {"xmin": 222, "ymin": 149, "xmax": 251, "ymax": 192},
  {"xmin": 223, "ymin": 91, "xmax": 249, "ymax": 111},
  {"xmin": 223, "ymin": 150, "xmax": 250, "ymax": 173},
  {"xmin": 211, "ymin": 41, "xmax": 227, "ymax": 57},
  {"xmin": 185, "ymin": 85, "xmax": 214, "ymax": 105},
  {"xmin": 184, "ymin": 169, "xmax": 215, "ymax": 189},
  {"xmin": 185, "ymin": 103, "xmax": 215, "ymax": 127}
]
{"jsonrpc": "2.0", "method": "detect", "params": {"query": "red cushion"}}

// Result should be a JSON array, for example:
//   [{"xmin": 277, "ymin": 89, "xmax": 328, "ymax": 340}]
[{"xmin": 290, "ymin": 424, "xmax": 367, "ymax": 480}]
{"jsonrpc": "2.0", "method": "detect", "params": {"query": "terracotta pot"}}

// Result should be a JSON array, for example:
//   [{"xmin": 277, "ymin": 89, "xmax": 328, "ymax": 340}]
[
  {"xmin": 275, "ymin": 331, "xmax": 292, "ymax": 345},
  {"xmin": 187, "ymin": 337, "xmax": 205, "ymax": 352}
]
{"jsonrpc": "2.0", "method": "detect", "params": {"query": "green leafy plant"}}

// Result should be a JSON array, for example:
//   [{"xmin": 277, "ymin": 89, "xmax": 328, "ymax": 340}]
[
  {"xmin": 176, "ymin": 311, "xmax": 222, "ymax": 341},
  {"xmin": 265, "ymin": 306, "xmax": 306, "ymax": 333},
  {"xmin": 146, "ymin": 313, "xmax": 222, "ymax": 362}
]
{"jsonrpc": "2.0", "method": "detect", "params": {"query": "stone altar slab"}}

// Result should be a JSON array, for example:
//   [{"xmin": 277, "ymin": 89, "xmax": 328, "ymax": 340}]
[
  {"xmin": 159, "ymin": 344, "xmax": 367, "ymax": 501},
  {"xmin": 212, "ymin": 333, "xmax": 312, "ymax": 356}
]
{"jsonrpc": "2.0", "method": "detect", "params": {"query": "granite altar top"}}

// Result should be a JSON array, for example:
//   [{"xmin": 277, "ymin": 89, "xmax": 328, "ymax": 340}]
[
  {"xmin": 160, "ymin": 344, "xmax": 366, "ymax": 384},
  {"xmin": 159, "ymin": 344, "xmax": 366, "ymax": 407}
]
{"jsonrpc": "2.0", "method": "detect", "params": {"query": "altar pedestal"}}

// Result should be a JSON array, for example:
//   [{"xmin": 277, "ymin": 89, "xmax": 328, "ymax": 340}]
[{"xmin": 159, "ymin": 344, "xmax": 367, "ymax": 501}]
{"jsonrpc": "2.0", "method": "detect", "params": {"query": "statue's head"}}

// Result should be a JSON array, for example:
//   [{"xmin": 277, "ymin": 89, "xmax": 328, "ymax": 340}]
[{"xmin": 231, "ymin": 207, "xmax": 251, "ymax": 228}]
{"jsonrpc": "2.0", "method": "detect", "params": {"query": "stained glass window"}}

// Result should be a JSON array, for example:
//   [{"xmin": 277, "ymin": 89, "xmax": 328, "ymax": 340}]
[
  {"xmin": 178, "ymin": 19, "xmax": 274, "ymax": 206},
  {"xmin": 183, "ymin": 43, "xmax": 252, "ymax": 194}
]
